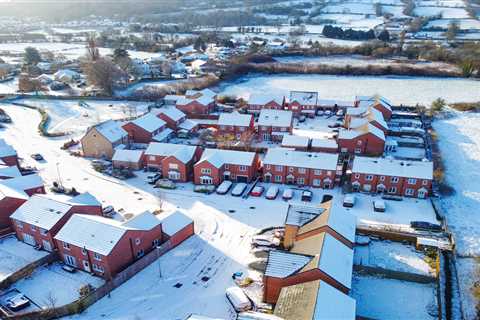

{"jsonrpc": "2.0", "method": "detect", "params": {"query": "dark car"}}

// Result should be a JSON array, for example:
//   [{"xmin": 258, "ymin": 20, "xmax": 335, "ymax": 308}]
[
  {"xmin": 30, "ymin": 153, "xmax": 44, "ymax": 161},
  {"xmin": 410, "ymin": 221, "xmax": 443, "ymax": 232},
  {"xmin": 301, "ymin": 190, "xmax": 313, "ymax": 202}
]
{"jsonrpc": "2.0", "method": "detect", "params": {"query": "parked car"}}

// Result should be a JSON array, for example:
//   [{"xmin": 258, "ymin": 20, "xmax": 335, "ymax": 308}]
[
  {"xmin": 102, "ymin": 205, "xmax": 115, "ymax": 217},
  {"xmin": 373, "ymin": 200, "xmax": 386, "ymax": 212},
  {"xmin": 155, "ymin": 179, "xmax": 176, "ymax": 189},
  {"xmin": 343, "ymin": 195, "xmax": 355, "ymax": 208},
  {"xmin": 298, "ymin": 115, "xmax": 306, "ymax": 123},
  {"xmin": 30, "ymin": 153, "xmax": 44, "ymax": 161},
  {"xmin": 336, "ymin": 109, "xmax": 344, "ymax": 116},
  {"xmin": 194, "ymin": 185, "xmax": 215, "ymax": 194},
  {"xmin": 62, "ymin": 264, "xmax": 76, "ymax": 273},
  {"xmin": 265, "ymin": 186, "xmax": 279, "ymax": 200},
  {"xmin": 147, "ymin": 173, "xmax": 161, "ymax": 185},
  {"xmin": 282, "ymin": 188, "xmax": 294, "ymax": 200},
  {"xmin": 217, "ymin": 180, "xmax": 233, "ymax": 195},
  {"xmin": 250, "ymin": 186, "xmax": 265, "ymax": 197},
  {"xmin": 231, "ymin": 183, "xmax": 247, "ymax": 196},
  {"xmin": 301, "ymin": 190, "xmax": 313, "ymax": 202},
  {"xmin": 6, "ymin": 294, "xmax": 30, "ymax": 311},
  {"xmin": 325, "ymin": 110, "xmax": 332, "ymax": 116},
  {"xmin": 410, "ymin": 221, "xmax": 443, "ymax": 232},
  {"xmin": 251, "ymin": 235, "xmax": 280, "ymax": 247},
  {"xmin": 225, "ymin": 287, "xmax": 252, "ymax": 312},
  {"xmin": 316, "ymin": 110, "xmax": 324, "ymax": 116}
]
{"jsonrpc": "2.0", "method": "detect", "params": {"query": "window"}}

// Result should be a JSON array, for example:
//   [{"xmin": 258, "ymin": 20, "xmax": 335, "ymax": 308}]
[
  {"xmin": 314, "ymin": 169, "xmax": 322, "ymax": 175},
  {"xmin": 388, "ymin": 187, "xmax": 397, "ymax": 194},
  {"xmin": 327, "ymin": 171, "xmax": 332, "ymax": 176},
  {"xmin": 149, "ymin": 156, "xmax": 155, "ymax": 161},
  {"xmin": 407, "ymin": 178, "xmax": 417, "ymax": 185},
  {"xmin": 16, "ymin": 221, "xmax": 23, "ymax": 229},
  {"xmin": 30, "ymin": 225, "xmax": 36, "ymax": 231},
  {"xmin": 391, "ymin": 176, "xmax": 399, "ymax": 183},
  {"xmin": 380, "ymin": 176, "xmax": 385, "ymax": 181},
  {"xmin": 405, "ymin": 188, "xmax": 415, "ymax": 196},
  {"xmin": 297, "ymin": 177, "xmax": 305, "ymax": 185},
  {"xmin": 239, "ymin": 165, "xmax": 247, "ymax": 172},
  {"xmin": 224, "ymin": 164, "xmax": 229, "ymax": 169},
  {"xmin": 357, "ymin": 140, "xmax": 362, "ymax": 145},
  {"xmin": 169, "ymin": 163, "xmax": 179, "ymax": 170},
  {"xmin": 354, "ymin": 173, "xmax": 360, "ymax": 179},
  {"xmin": 422, "ymin": 180, "xmax": 429, "ymax": 186},
  {"xmin": 289, "ymin": 167, "xmax": 294, "ymax": 173},
  {"xmin": 63, "ymin": 242, "xmax": 70, "ymax": 250},
  {"xmin": 298, "ymin": 168, "xmax": 306, "ymax": 174},
  {"xmin": 281, "ymin": 127, "xmax": 287, "ymax": 132},
  {"xmin": 201, "ymin": 168, "xmax": 211, "ymax": 175},
  {"xmin": 313, "ymin": 179, "xmax": 320, "ymax": 186},
  {"xmin": 94, "ymin": 252, "xmax": 102, "ymax": 261},
  {"xmin": 240, "ymin": 127, "xmax": 245, "ymax": 132},
  {"xmin": 135, "ymin": 238, "xmax": 141, "ymax": 245},
  {"xmin": 152, "ymin": 239, "xmax": 160, "ymax": 247},
  {"xmin": 81, "ymin": 248, "xmax": 87, "ymax": 256},
  {"xmin": 274, "ymin": 175, "xmax": 282, "ymax": 182},
  {"xmin": 93, "ymin": 264, "xmax": 104, "ymax": 273},
  {"xmin": 355, "ymin": 148, "xmax": 361, "ymax": 154},
  {"xmin": 275, "ymin": 165, "xmax": 283, "ymax": 172},
  {"xmin": 366, "ymin": 175, "xmax": 373, "ymax": 181},
  {"xmin": 265, "ymin": 164, "xmax": 271, "ymax": 170},
  {"xmin": 40, "ymin": 228, "xmax": 48, "ymax": 235},
  {"xmin": 137, "ymin": 250, "xmax": 145, "ymax": 258}
]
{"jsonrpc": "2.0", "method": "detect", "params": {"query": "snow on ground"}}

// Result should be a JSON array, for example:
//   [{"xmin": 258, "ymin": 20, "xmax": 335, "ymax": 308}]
[
  {"xmin": 115, "ymin": 79, "xmax": 179, "ymax": 97},
  {"xmin": 14, "ymin": 262, "xmax": 104, "ymax": 308},
  {"xmin": 0, "ymin": 78, "xmax": 18, "ymax": 94},
  {"xmin": 354, "ymin": 239, "xmax": 434, "ymax": 275},
  {"xmin": 0, "ymin": 235, "xmax": 48, "ymax": 282},
  {"xmin": 351, "ymin": 273, "xmax": 437, "ymax": 319},
  {"xmin": 414, "ymin": 6, "xmax": 470, "ymax": 18},
  {"xmin": 322, "ymin": 3, "xmax": 376, "ymax": 15},
  {"xmin": 217, "ymin": 74, "xmax": 480, "ymax": 106},
  {"xmin": 16, "ymin": 99, "xmax": 148, "ymax": 136},
  {"xmin": 425, "ymin": 19, "xmax": 480, "ymax": 30},
  {"xmin": 433, "ymin": 111, "xmax": 480, "ymax": 319}
]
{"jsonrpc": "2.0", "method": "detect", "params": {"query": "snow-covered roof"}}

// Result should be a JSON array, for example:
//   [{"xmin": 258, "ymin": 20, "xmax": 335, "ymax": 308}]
[
  {"xmin": 248, "ymin": 93, "xmax": 284, "ymax": 106},
  {"xmin": 0, "ymin": 139, "xmax": 16, "ymax": 158},
  {"xmin": 218, "ymin": 112, "xmax": 252, "ymax": 127},
  {"xmin": 0, "ymin": 165, "xmax": 21, "ymax": 178},
  {"xmin": 338, "ymin": 123, "xmax": 385, "ymax": 141},
  {"xmin": 258, "ymin": 109, "xmax": 292, "ymax": 127},
  {"xmin": 112, "ymin": 149, "xmax": 144, "ymax": 163},
  {"xmin": 145, "ymin": 142, "xmax": 197, "ymax": 163},
  {"xmin": 0, "ymin": 183, "xmax": 28, "ymax": 201},
  {"xmin": 93, "ymin": 120, "xmax": 128, "ymax": 143},
  {"xmin": 130, "ymin": 113, "xmax": 166, "ymax": 133},
  {"xmin": 152, "ymin": 128, "xmax": 174, "ymax": 142},
  {"xmin": 123, "ymin": 211, "xmax": 161, "ymax": 230},
  {"xmin": 349, "ymin": 107, "xmax": 388, "ymax": 131},
  {"xmin": 311, "ymin": 138, "xmax": 338, "ymax": 149},
  {"xmin": 54, "ymin": 68, "xmax": 80, "ymax": 79},
  {"xmin": 11, "ymin": 195, "xmax": 73, "ymax": 230},
  {"xmin": 178, "ymin": 119, "xmax": 197, "ymax": 131},
  {"xmin": 281, "ymin": 135, "xmax": 309, "ymax": 148},
  {"xmin": 275, "ymin": 279, "xmax": 356, "ymax": 320},
  {"xmin": 155, "ymin": 106, "xmax": 185, "ymax": 122},
  {"xmin": 352, "ymin": 156, "xmax": 433, "ymax": 180},
  {"xmin": 176, "ymin": 45, "xmax": 196, "ymax": 55},
  {"xmin": 198, "ymin": 148, "xmax": 256, "ymax": 168},
  {"xmin": 263, "ymin": 148, "xmax": 338, "ymax": 170},
  {"xmin": 346, "ymin": 106, "xmax": 368, "ymax": 116},
  {"xmin": 1, "ymin": 174, "xmax": 43, "ymax": 191},
  {"xmin": 265, "ymin": 250, "xmax": 313, "ymax": 278},
  {"xmin": 356, "ymin": 95, "xmax": 393, "ymax": 111},
  {"xmin": 159, "ymin": 211, "xmax": 193, "ymax": 236},
  {"xmin": 177, "ymin": 89, "xmax": 216, "ymax": 107},
  {"xmin": 317, "ymin": 233, "xmax": 353, "ymax": 289},
  {"xmin": 285, "ymin": 204, "xmax": 325, "ymax": 226},
  {"xmin": 68, "ymin": 192, "xmax": 101, "ymax": 207},
  {"xmin": 289, "ymin": 91, "xmax": 318, "ymax": 106}
]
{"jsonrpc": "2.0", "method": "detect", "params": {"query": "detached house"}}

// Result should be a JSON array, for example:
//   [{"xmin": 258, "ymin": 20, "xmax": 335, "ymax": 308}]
[
  {"xmin": 0, "ymin": 139, "xmax": 18, "ymax": 167},
  {"xmin": 355, "ymin": 95, "xmax": 393, "ymax": 121},
  {"xmin": 257, "ymin": 109, "xmax": 293, "ymax": 142},
  {"xmin": 345, "ymin": 107, "xmax": 388, "ymax": 135},
  {"xmin": 154, "ymin": 106, "xmax": 198, "ymax": 134},
  {"xmin": 337, "ymin": 124, "xmax": 385, "ymax": 156},
  {"xmin": 285, "ymin": 91, "xmax": 318, "ymax": 117},
  {"xmin": 112, "ymin": 149, "xmax": 145, "ymax": 170},
  {"xmin": 0, "ymin": 184, "xmax": 28, "ymax": 230},
  {"xmin": 81, "ymin": 120, "xmax": 128, "ymax": 159},
  {"xmin": 173, "ymin": 89, "xmax": 216, "ymax": 116},
  {"xmin": 10, "ymin": 193, "xmax": 102, "ymax": 252},
  {"xmin": 159, "ymin": 211, "xmax": 194, "ymax": 248},
  {"xmin": 144, "ymin": 143, "xmax": 202, "ymax": 182},
  {"xmin": 55, "ymin": 211, "xmax": 162, "ymax": 279},
  {"xmin": 194, "ymin": 149, "xmax": 259, "ymax": 185},
  {"xmin": 217, "ymin": 112, "xmax": 254, "ymax": 139},
  {"xmin": 262, "ymin": 148, "xmax": 339, "ymax": 188},
  {"xmin": 351, "ymin": 156, "xmax": 433, "ymax": 198},
  {"xmin": 122, "ymin": 113, "xmax": 168, "ymax": 144},
  {"xmin": 247, "ymin": 93, "xmax": 284, "ymax": 114}
]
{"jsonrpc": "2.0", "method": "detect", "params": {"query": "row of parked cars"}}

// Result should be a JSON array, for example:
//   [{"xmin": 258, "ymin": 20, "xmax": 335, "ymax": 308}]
[{"xmin": 216, "ymin": 181, "xmax": 314, "ymax": 202}]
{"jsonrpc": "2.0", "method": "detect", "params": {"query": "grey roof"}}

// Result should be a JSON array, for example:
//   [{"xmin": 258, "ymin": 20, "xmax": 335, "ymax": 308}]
[{"xmin": 265, "ymin": 250, "xmax": 312, "ymax": 278}]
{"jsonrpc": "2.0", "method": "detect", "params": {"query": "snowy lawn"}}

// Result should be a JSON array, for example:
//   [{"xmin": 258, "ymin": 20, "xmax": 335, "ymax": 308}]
[
  {"xmin": 0, "ymin": 236, "xmax": 48, "ymax": 282},
  {"xmin": 13, "ymin": 262, "xmax": 104, "ymax": 308},
  {"xmin": 354, "ymin": 238, "xmax": 434, "ymax": 276},
  {"xmin": 351, "ymin": 273, "xmax": 438, "ymax": 319}
]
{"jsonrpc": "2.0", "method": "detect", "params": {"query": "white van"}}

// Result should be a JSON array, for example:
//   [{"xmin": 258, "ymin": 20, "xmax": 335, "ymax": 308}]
[
  {"xmin": 343, "ymin": 195, "xmax": 355, "ymax": 208},
  {"xmin": 217, "ymin": 180, "xmax": 233, "ymax": 195},
  {"xmin": 282, "ymin": 188, "xmax": 294, "ymax": 200},
  {"xmin": 226, "ymin": 286, "xmax": 252, "ymax": 312},
  {"xmin": 232, "ymin": 183, "xmax": 247, "ymax": 197},
  {"xmin": 373, "ymin": 200, "xmax": 386, "ymax": 212}
]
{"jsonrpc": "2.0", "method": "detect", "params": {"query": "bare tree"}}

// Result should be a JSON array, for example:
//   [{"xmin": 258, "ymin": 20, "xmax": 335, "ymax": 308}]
[
  {"xmin": 82, "ymin": 58, "xmax": 124, "ymax": 95},
  {"xmin": 86, "ymin": 34, "xmax": 100, "ymax": 62}
]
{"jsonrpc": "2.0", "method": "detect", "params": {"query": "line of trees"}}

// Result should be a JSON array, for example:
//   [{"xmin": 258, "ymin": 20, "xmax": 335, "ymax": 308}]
[{"xmin": 322, "ymin": 25, "xmax": 390, "ymax": 42}]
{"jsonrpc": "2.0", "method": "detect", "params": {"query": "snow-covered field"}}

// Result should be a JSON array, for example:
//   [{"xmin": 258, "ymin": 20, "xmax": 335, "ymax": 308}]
[
  {"xmin": 425, "ymin": 19, "xmax": 480, "ymax": 30},
  {"xmin": 351, "ymin": 273, "xmax": 438, "ymax": 319},
  {"xmin": 217, "ymin": 74, "xmax": 480, "ymax": 106},
  {"xmin": 354, "ymin": 239, "xmax": 434, "ymax": 275},
  {"xmin": 414, "ymin": 6, "xmax": 470, "ymax": 18},
  {"xmin": 0, "ymin": 235, "xmax": 48, "ymax": 282},
  {"xmin": 0, "ymin": 78, "xmax": 18, "ymax": 94},
  {"xmin": 434, "ymin": 111, "xmax": 480, "ymax": 319}
]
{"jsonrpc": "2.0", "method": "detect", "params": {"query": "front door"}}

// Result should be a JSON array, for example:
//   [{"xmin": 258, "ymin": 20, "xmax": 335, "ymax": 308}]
[
  {"xmin": 22, "ymin": 233, "xmax": 36, "ymax": 246},
  {"xmin": 42, "ymin": 240, "xmax": 52, "ymax": 252},
  {"xmin": 418, "ymin": 189, "xmax": 427, "ymax": 199},
  {"xmin": 83, "ymin": 260, "xmax": 91, "ymax": 272}
]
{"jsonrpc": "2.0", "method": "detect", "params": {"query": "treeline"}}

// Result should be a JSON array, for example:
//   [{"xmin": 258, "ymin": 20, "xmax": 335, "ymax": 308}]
[{"xmin": 322, "ymin": 25, "xmax": 390, "ymax": 42}]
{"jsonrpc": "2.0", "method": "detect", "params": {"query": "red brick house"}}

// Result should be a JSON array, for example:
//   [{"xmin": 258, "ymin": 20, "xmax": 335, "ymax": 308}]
[
  {"xmin": 112, "ymin": 149, "xmax": 145, "ymax": 170},
  {"xmin": 0, "ymin": 139, "xmax": 18, "ymax": 167},
  {"xmin": 281, "ymin": 135, "xmax": 310, "ymax": 151},
  {"xmin": 247, "ymin": 94, "xmax": 284, "ymax": 114},
  {"xmin": 122, "ymin": 113, "xmax": 167, "ymax": 144},
  {"xmin": 55, "ymin": 211, "xmax": 163, "ymax": 279},
  {"xmin": 257, "ymin": 109, "xmax": 293, "ymax": 142},
  {"xmin": 194, "ymin": 149, "xmax": 259, "ymax": 185},
  {"xmin": 0, "ymin": 174, "xmax": 45, "ymax": 196},
  {"xmin": 345, "ymin": 107, "xmax": 388, "ymax": 135},
  {"xmin": 144, "ymin": 143, "xmax": 202, "ymax": 182},
  {"xmin": 354, "ymin": 95, "xmax": 393, "ymax": 121},
  {"xmin": 174, "ymin": 89, "xmax": 216, "ymax": 116},
  {"xmin": 337, "ymin": 124, "xmax": 385, "ymax": 156},
  {"xmin": 159, "ymin": 211, "xmax": 194, "ymax": 248},
  {"xmin": 217, "ymin": 112, "xmax": 254, "ymax": 139},
  {"xmin": 10, "ymin": 193, "xmax": 102, "ymax": 252},
  {"xmin": 154, "ymin": 106, "xmax": 186, "ymax": 130},
  {"xmin": 310, "ymin": 138, "xmax": 339, "ymax": 153},
  {"xmin": 263, "ymin": 231, "xmax": 353, "ymax": 304},
  {"xmin": 0, "ymin": 184, "xmax": 28, "ymax": 230},
  {"xmin": 285, "ymin": 91, "xmax": 318, "ymax": 117},
  {"xmin": 351, "ymin": 156, "xmax": 433, "ymax": 198},
  {"xmin": 262, "ymin": 148, "xmax": 339, "ymax": 188}
]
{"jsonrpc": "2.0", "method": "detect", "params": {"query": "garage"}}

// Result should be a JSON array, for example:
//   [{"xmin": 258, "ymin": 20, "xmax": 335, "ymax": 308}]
[{"xmin": 236, "ymin": 175, "xmax": 248, "ymax": 183}]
